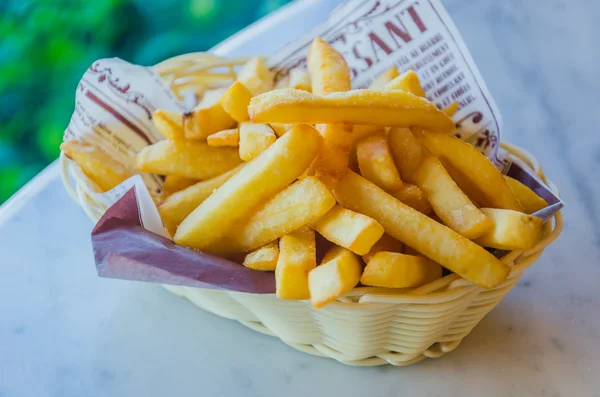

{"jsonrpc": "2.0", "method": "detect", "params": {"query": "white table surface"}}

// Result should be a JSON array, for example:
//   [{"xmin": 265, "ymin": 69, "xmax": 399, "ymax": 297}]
[{"xmin": 2, "ymin": 0, "xmax": 600, "ymax": 396}]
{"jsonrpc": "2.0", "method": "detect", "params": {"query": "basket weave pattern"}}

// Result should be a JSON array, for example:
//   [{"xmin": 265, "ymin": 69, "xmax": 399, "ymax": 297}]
[{"xmin": 60, "ymin": 54, "xmax": 562, "ymax": 366}]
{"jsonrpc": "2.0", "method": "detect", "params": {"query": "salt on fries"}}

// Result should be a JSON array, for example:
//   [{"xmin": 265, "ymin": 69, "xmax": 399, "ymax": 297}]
[{"xmin": 63, "ymin": 37, "xmax": 548, "ymax": 308}]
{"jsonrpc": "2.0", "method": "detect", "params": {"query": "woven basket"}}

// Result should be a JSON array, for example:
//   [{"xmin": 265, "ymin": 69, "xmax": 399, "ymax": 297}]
[{"xmin": 60, "ymin": 53, "xmax": 563, "ymax": 366}]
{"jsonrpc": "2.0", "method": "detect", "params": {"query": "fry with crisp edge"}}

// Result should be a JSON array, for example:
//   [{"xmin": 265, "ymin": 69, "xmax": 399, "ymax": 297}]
[
  {"xmin": 153, "ymin": 109, "xmax": 185, "ymax": 140},
  {"xmin": 61, "ymin": 141, "xmax": 133, "ymax": 192},
  {"xmin": 231, "ymin": 176, "xmax": 336, "ymax": 252},
  {"xmin": 361, "ymin": 252, "xmax": 442, "ymax": 288},
  {"xmin": 415, "ymin": 128, "xmax": 523, "ymax": 211},
  {"xmin": 369, "ymin": 66, "xmax": 399, "ymax": 89},
  {"xmin": 207, "ymin": 128, "xmax": 240, "ymax": 147},
  {"xmin": 308, "ymin": 246, "xmax": 362, "ymax": 308},
  {"xmin": 504, "ymin": 176, "xmax": 548, "ymax": 214},
  {"xmin": 136, "ymin": 140, "xmax": 242, "ymax": 180},
  {"xmin": 243, "ymin": 241, "xmax": 279, "ymax": 271},
  {"xmin": 276, "ymin": 227, "xmax": 317, "ymax": 300},
  {"xmin": 288, "ymin": 68, "xmax": 312, "ymax": 92},
  {"xmin": 237, "ymin": 57, "xmax": 274, "ymax": 96},
  {"xmin": 306, "ymin": 124, "xmax": 352, "ymax": 187},
  {"xmin": 162, "ymin": 175, "xmax": 199, "ymax": 197},
  {"xmin": 414, "ymin": 156, "xmax": 493, "ymax": 239},
  {"xmin": 387, "ymin": 127, "xmax": 426, "ymax": 183},
  {"xmin": 270, "ymin": 123, "xmax": 293, "ymax": 137},
  {"xmin": 357, "ymin": 134, "xmax": 403, "ymax": 192},
  {"xmin": 362, "ymin": 234, "xmax": 404, "ymax": 263},
  {"xmin": 220, "ymin": 81, "xmax": 252, "ymax": 122},
  {"xmin": 311, "ymin": 205, "xmax": 384, "ymax": 256},
  {"xmin": 183, "ymin": 88, "xmax": 236, "ymax": 139},
  {"xmin": 443, "ymin": 101, "xmax": 459, "ymax": 117},
  {"xmin": 238, "ymin": 122, "xmax": 277, "ymax": 161},
  {"xmin": 174, "ymin": 124, "xmax": 322, "ymax": 250},
  {"xmin": 307, "ymin": 37, "xmax": 351, "ymax": 96},
  {"xmin": 385, "ymin": 70, "xmax": 426, "ymax": 97},
  {"xmin": 390, "ymin": 183, "xmax": 432, "ymax": 215},
  {"xmin": 474, "ymin": 208, "xmax": 543, "ymax": 250},
  {"xmin": 248, "ymin": 89, "xmax": 455, "ymax": 132},
  {"xmin": 333, "ymin": 171, "xmax": 510, "ymax": 288},
  {"xmin": 159, "ymin": 165, "xmax": 244, "ymax": 235}
]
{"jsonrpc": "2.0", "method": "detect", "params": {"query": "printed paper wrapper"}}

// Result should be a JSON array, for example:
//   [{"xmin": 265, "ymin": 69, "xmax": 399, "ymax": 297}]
[{"xmin": 65, "ymin": 0, "xmax": 563, "ymax": 293}]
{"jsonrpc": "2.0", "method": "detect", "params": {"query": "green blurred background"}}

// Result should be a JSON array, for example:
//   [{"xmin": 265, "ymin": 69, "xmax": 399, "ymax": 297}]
[{"xmin": 0, "ymin": 0, "xmax": 292, "ymax": 203}]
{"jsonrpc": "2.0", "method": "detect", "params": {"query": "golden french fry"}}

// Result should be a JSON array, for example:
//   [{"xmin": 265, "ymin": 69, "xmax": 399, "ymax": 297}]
[
  {"xmin": 352, "ymin": 125, "xmax": 385, "ymax": 143},
  {"xmin": 390, "ymin": 183, "xmax": 432, "ymax": 215},
  {"xmin": 307, "ymin": 124, "xmax": 352, "ymax": 187},
  {"xmin": 207, "ymin": 128, "xmax": 240, "ymax": 147},
  {"xmin": 288, "ymin": 68, "xmax": 312, "ymax": 92},
  {"xmin": 474, "ymin": 208, "xmax": 543, "ymax": 250},
  {"xmin": 504, "ymin": 176, "xmax": 548, "ymax": 214},
  {"xmin": 162, "ymin": 175, "xmax": 199, "ymax": 197},
  {"xmin": 414, "ymin": 156, "xmax": 493, "ymax": 239},
  {"xmin": 311, "ymin": 205, "xmax": 384, "ymax": 256},
  {"xmin": 270, "ymin": 123, "xmax": 293, "ymax": 137},
  {"xmin": 248, "ymin": 89, "xmax": 455, "ymax": 132},
  {"xmin": 332, "ymin": 171, "xmax": 509, "ymax": 288},
  {"xmin": 443, "ymin": 101, "xmax": 459, "ymax": 117},
  {"xmin": 357, "ymin": 134, "xmax": 403, "ymax": 192},
  {"xmin": 183, "ymin": 88, "xmax": 236, "ymax": 139},
  {"xmin": 220, "ymin": 81, "xmax": 252, "ymax": 122},
  {"xmin": 361, "ymin": 252, "xmax": 442, "ymax": 288},
  {"xmin": 238, "ymin": 122, "xmax": 277, "ymax": 161},
  {"xmin": 153, "ymin": 109, "xmax": 184, "ymax": 140},
  {"xmin": 61, "ymin": 141, "xmax": 133, "ymax": 192},
  {"xmin": 136, "ymin": 140, "xmax": 242, "ymax": 180},
  {"xmin": 174, "ymin": 124, "xmax": 322, "ymax": 250},
  {"xmin": 415, "ymin": 129, "xmax": 523, "ymax": 211},
  {"xmin": 362, "ymin": 234, "xmax": 404, "ymax": 263},
  {"xmin": 243, "ymin": 241, "xmax": 279, "ymax": 271},
  {"xmin": 308, "ymin": 246, "xmax": 362, "ymax": 308},
  {"xmin": 231, "ymin": 176, "xmax": 336, "ymax": 251},
  {"xmin": 276, "ymin": 227, "xmax": 317, "ymax": 300},
  {"xmin": 237, "ymin": 57, "xmax": 274, "ymax": 96},
  {"xmin": 385, "ymin": 70, "xmax": 426, "ymax": 97},
  {"xmin": 387, "ymin": 127, "xmax": 425, "ymax": 183},
  {"xmin": 369, "ymin": 66, "xmax": 399, "ymax": 89},
  {"xmin": 159, "ymin": 165, "xmax": 244, "ymax": 235},
  {"xmin": 307, "ymin": 37, "xmax": 351, "ymax": 96}
]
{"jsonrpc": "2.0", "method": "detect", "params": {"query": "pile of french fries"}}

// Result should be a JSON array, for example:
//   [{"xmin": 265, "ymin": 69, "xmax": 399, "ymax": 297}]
[{"xmin": 62, "ymin": 38, "xmax": 549, "ymax": 308}]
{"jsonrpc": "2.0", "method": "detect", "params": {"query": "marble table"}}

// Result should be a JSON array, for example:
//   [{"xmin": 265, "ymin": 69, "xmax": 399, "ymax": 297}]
[{"xmin": 2, "ymin": 0, "xmax": 599, "ymax": 396}]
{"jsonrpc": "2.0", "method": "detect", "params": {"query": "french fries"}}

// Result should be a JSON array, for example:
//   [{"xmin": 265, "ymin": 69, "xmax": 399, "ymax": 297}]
[
  {"xmin": 474, "ymin": 208, "xmax": 543, "ymax": 250},
  {"xmin": 306, "ymin": 124, "xmax": 352, "ymax": 187},
  {"xmin": 220, "ymin": 81, "xmax": 252, "ymax": 122},
  {"xmin": 276, "ymin": 227, "xmax": 316, "ymax": 300},
  {"xmin": 387, "ymin": 127, "xmax": 425, "ymax": 183},
  {"xmin": 238, "ymin": 122, "xmax": 277, "ymax": 161},
  {"xmin": 333, "ymin": 171, "xmax": 510, "ymax": 288},
  {"xmin": 415, "ymin": 129, "xmax": 523, "ymax": 211},
  {"xmin": 136, "ymin": 140, "xmax": 242, "ymax": 180},
  {"xmin": 369, "ymin": 66, "xmax": 399, "ymax": 89},
  {"xmin": 159, "ymin": 165, "xmax": 244, "ymax": 235},
  {"xmin": 162, "ymin": 175, "xmax": 199, "ymax": 197},
  {"xmin": 385, "ymin": 70, "xmax": 426, "ymax": 97},
  {"xmin": 174, "ymin": 124, "xmax": 322, "ymax": 250},
  {"xmin": 414, "ymin": 156, "xmax": 493, "ymax": 239},
  {"xmin": 504, "ymin": 176, "xmax": 548, "ymax": 213},
  {"xmin": 356, "ymin": 134, "xmax": 403, "ymax": 192},
  {"xmin": 307, "ymin": 37, "xmax": 351, "ymax": 96},
  {"xmin": 248, "ymin": 89, "xmax": 455, "ymax": 132},
  {"xmin": 308, "ymin": 246, "xmax": 362, "ymax": 308},
  {"xmin": 153, "ymin": 109, "xmax": 185, "ymax": 140},
  {"xmin": 243, "ymin": 241, "xmax": 279, "ymax": 271},
  {"xmin": 236, "ymin": 57, "xmax": 274, "ymax": 96},
  {"xmin": 270, "ymin": 123, "xmax": 293, "ymax": 137},
  {"xmin": 443, "ymin": 101, "xmax": 459, "ymax": 117},
  {"xmin": 183, "ymin": 88, "xmax": 236, "ymax": 139},
  {"xmin": 362, "ymin": 234, "xmax": 404, "ymax": 263},
  {"xmin": 390, "ymin": 183, "xmax": 432, "ymax": 215},
  {"xmin": 61, "ymin": 141, "xmax": 133, "ymax": 192},
  {"xmin": 361, "ymin": 253, "xmax": 442, "ymax": 288},
  {"xmin": 288, "ymin": 68, "xmax": 312, "ymax": 92},
  {"xmin": 311, "ymin": 205, "xmax": 384, "ymax": 256},
  {"xmin": 232, "ymin": 176, "xmax": 336, "ymax": 251},
  {"xmin": 207, "ymin": 128, "xmax": 239, "ymax": 147}
]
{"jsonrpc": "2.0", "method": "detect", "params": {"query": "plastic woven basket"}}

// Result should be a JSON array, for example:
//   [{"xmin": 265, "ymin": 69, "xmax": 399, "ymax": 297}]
[{"xmin": 60, "ymin": 53, "xmax": 563, "ymax": 366}]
